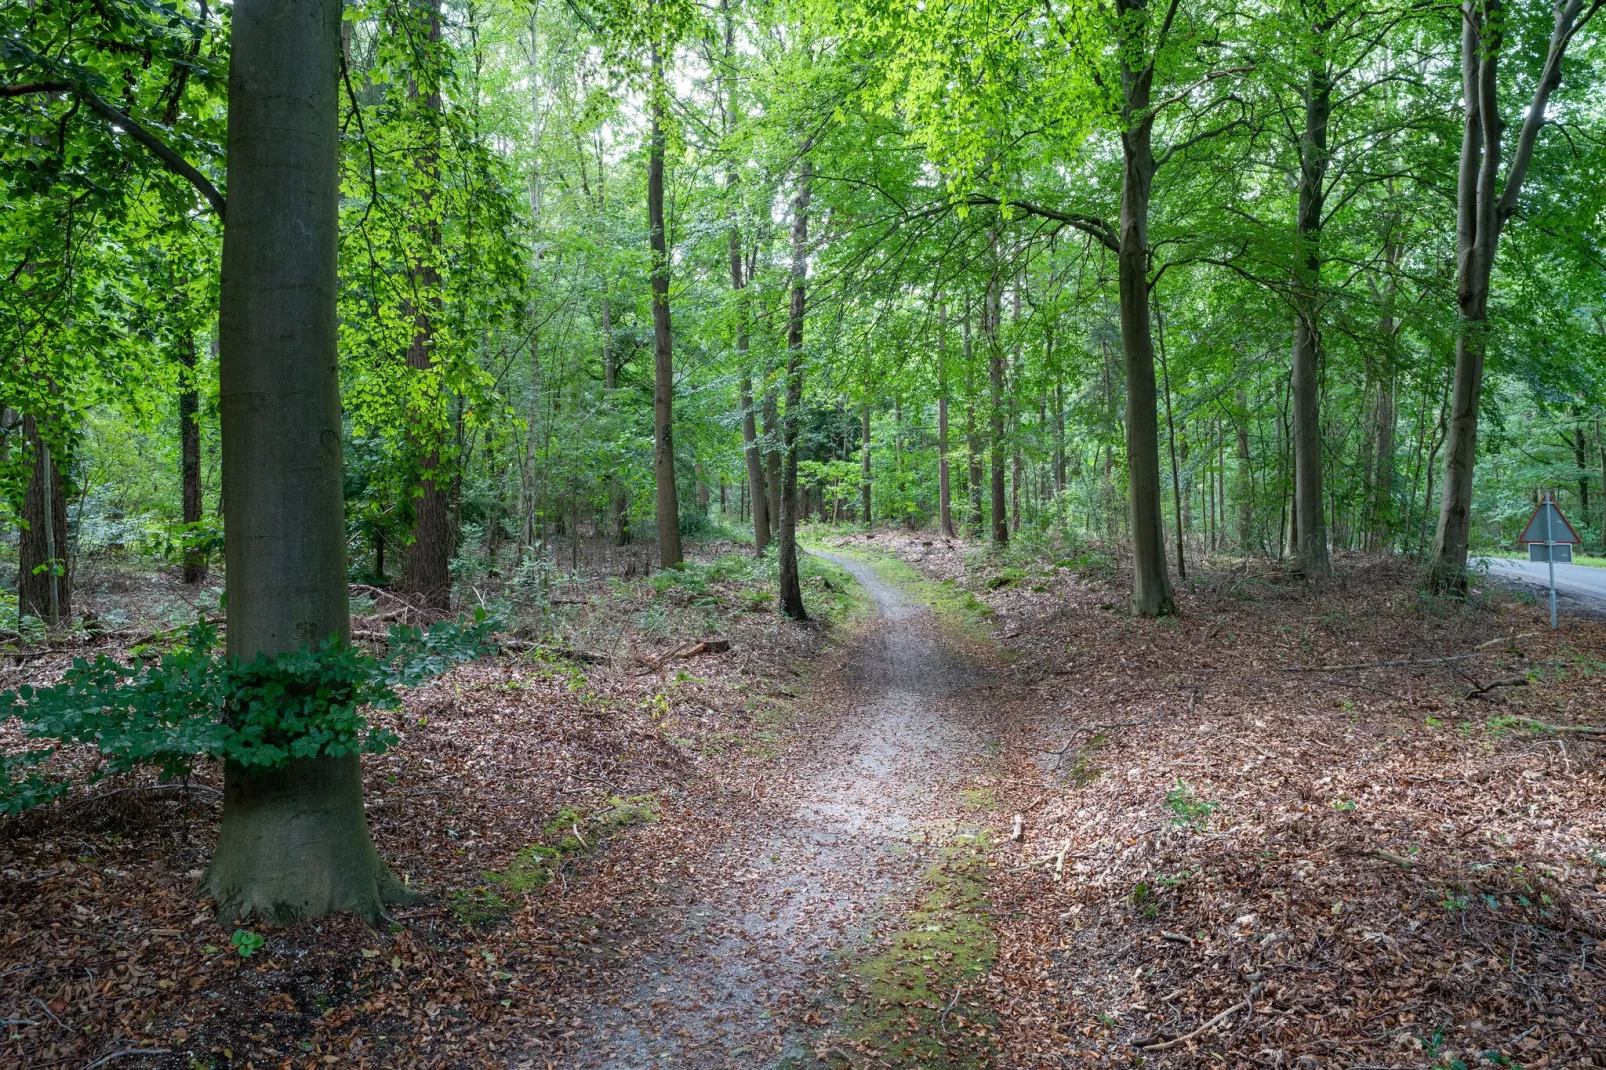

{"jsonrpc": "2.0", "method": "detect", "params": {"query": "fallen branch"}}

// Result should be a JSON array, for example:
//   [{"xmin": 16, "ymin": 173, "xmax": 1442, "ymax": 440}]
[
  {"xmin": 84, "ymin": 1050, "xmax": 171, "ymax": 1070},
  {"xmin": 1368, "ymin": 849, "xmax": 1415, "ymax": 869},
  {"xmin": 1283, "ymin": 634, "xmax": 1539, "ymax": 673},
  {"xmin": 1464, "ymin": 675, "xmax": 1529, "ymax": 700},
  {"xmin": 1140, "ymin": 984, "xmax": 1263, "ymax": 1052},
  {"xmin": 1499, "ymin": 716, "xmax": 1606, "ymax": 738},
  {"xmin": 938, "ymin": 983, "xmax": 964, "ymax": 1034}
]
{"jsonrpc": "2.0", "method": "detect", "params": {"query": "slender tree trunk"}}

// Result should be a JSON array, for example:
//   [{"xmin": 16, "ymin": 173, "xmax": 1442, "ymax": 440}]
[
  {"xmin": 764, "ymin": 388, "xmax": 782, "ymax": 533},
  {"xmin": 777, "ymin": 161, "xmax": 811, "ymax": 620},
  {"xmin": 1157, "ymin": 305, "xmax": 1185, "ymax": 579},
  {"xmin": 937, "ymin": 300, "xmax": 954, "ymax": 537},
  {"xmin": 987, "ymin": 255, "xmax": 1008, "ymax": 547},
  {"xmin": 400, "ymin": 0, "xmax": 452, "ymax": 609},
  {"xmin": 648, "ymin": 45, "xmax": 683, "ymax": 569},
  {"xmin": 602, "ymin": 287, "xmax": 630, "ymax": 546},
  {"xmin": 1236, "ymin": 388, "xmax": 1252, "ymax": 551},
  {"xmin": 1116, "ymin": 27, "xmax": 1175, "ymax": 615},
  {"xmin": 731, "ymin": 232, "xmax": 769, "ymax": 554},
  {"xmin": 1291, "ymin": 56, "xmax": 1332, "ymax": 575},
  {"xmin": 860, "ymin": 402, "xmax": 872, "ymax": 528},
  {"xmin": 964, "ymin": 299, "xmax": 983, "ymax": 536},
  {"xmin": 209, "ymin": 0, "xmax": 407, "ymax": 923},
  {"xmin": 179, "ymin": 334, "xmax": 206, "ymax": 584},
  {"xmin": 1597, "ymin": 416, "xmax": 1605, "ymax": 551},
  {"xmin": 18, "ymin": 413, "xmax": 70, "ymax": 627}
]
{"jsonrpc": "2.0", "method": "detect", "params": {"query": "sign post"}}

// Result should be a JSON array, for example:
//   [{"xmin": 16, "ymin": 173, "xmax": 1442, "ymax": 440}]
[{"xmin": 1517, "ymin": 491, "xmax": 1581, "ymax": 628}]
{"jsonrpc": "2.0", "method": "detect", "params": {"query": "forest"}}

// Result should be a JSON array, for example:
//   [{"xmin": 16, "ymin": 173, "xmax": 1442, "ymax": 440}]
[{"xmin": 3, "ymin": 0, "xmax": 1606, "ymax": 1067}]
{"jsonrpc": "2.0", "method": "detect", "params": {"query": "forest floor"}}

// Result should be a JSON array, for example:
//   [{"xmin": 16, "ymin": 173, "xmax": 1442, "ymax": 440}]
[{"xmin": 3, "ymin": 531, "xmax": 1606, "ymax": 1070}]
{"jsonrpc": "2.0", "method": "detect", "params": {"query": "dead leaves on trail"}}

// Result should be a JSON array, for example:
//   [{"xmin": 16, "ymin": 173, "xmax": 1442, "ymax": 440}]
[{"xmin": 832, "ymin": 533, "xmax": 1606, "ymax": 1069}]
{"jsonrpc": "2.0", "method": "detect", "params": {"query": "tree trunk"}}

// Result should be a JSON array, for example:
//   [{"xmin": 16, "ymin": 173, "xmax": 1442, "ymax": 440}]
[
  {"xmin": 1157, "ymin": 308, "xmax": 1185, "ymax": 580},
  {"xmin": 179, "ymin": 334, "xmax": 206, "ymax": 584},
  {"xmin": 17, "ymin": 413, "xmax": 70, "ymax": 627},
  {"xmin": 210, "ymin": 0, "xmax": 407, "ymax": 923},
  {"xmin": 732, "ymin": 233, "xmax": 769, "ymax": 553},
  {"xmin": 964, "ymin": 302, "xmax": 983, "ymax": 537},
  {"xmin": 1236, "ymin": 387, "xmax": 1252, "ymax": 550},
  {"xmin": 399, "ymin": 0, "xmax": 452, "ymax": 609},
  {"xmin": 648, "ymin": 46, "xmax": 683, "ymax": 569},
  {"xmin": 986, "ymin": 258, "xmax": 1008, "ymax": 547},
  {"xmin": 1290, "ymin": 57, "xmax": 1332, "ymax": 576},
  {"xmin": 1116, "ymin": 37, "xmax": 1175, "ymax": 615},
  {"xmin": 777, "ymin": 161, "xmax": 810, "ymax": 621},
  {"xmin": 764, "ymin": 389, "xmax": 782, "ymax": 534},
  {"xmin": 1432, "ymin": 0, "xmax": 1594, "ymax": 589},
  {"xmin": 860, "ymin": 402, "xmax": 873, "ymax": 528},
  {"xmin": 937, "ymin": 301, "xmax": 954, "ymax": 537},
  {"xmin": 603, "ymin": 288, "xmax": 630, "ymax": 546}
]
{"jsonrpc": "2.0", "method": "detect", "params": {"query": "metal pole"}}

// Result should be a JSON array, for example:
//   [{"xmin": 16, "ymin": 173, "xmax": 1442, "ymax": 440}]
[{"xmin": 1545, "ymin": 490, "xmax": 1556, "ymax": 629}]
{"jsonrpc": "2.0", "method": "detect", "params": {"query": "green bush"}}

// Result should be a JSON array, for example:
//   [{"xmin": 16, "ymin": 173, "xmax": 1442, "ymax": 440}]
[{"xmin": 0, "ymin": 610, "xmax": 501, "ymax": 813}]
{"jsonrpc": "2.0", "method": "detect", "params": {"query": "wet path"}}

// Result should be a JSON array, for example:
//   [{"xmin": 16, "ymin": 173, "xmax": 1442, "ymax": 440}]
[{"xmin": 563, "ymin": 551, "xmax": 994, "ymax": 1069}]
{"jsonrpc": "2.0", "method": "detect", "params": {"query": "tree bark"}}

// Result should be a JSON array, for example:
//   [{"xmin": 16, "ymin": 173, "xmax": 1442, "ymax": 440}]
[
  {"xmin": 1290, "ymin": 55, "xmax": 1332, "ymax": 575},
  {"xmin": 731, "ymin": 228, "xmax": 769, "ymax": 553},
  {"xmin": 1431, "ymin": 0, "xmax": 1597, "ymax": 590},
  {"xmin": 602, "ymin": 288, "xmax": 631, "ymax": 546},
  {"xmin": 777, "ymin": 161, "xmax": 811, "ymax": 621},
  {"xmin": 399, "ymin": 0, "xmax": 452, "ymax": 609},
  {"xmin": 648, "ymin": 45, "xmax": 683, "ymax": 569},
  {"xmin": 937, "ymin": 300, "xmax": 954, "ymax": 537},
  {"xmin": 1115, "ymin": 13, "xmax": 1175, "ymax": 615},
  {"xmin": 764, "ymin": 389, "xmax": 782, "ymax": 534},
  {"xmin": 860, "ymin": 402, "xmax": 873, "ymax": 528},
  {"xmin": 17, "ymin": 413, "xmax": 70, "ymax": 627},
  {"xmin": 210, "ymin": 0, "xmax": 406, "ymax": 923},
  {"xmin": 179, "ymin": 333, "xmax": 206, "ymax": 584},
  {"xmin": 1236, "ymin": 387, "xmax": 1253, "ymax": 551},
  {"xmin": 986, "ymin": 252, "xmax": 1008, "ymax": 547}
]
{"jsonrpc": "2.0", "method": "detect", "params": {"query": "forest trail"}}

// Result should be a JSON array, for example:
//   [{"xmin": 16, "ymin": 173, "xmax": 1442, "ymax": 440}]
[{"xmin": 562, "ymin": 551, "xmax": 998, "ymax": 1069}]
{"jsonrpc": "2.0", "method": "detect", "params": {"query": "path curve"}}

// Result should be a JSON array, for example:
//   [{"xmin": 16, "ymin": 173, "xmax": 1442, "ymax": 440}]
[{"xmin": 562, "ymin": 550, "xmax": 991, "ymax": 1068}]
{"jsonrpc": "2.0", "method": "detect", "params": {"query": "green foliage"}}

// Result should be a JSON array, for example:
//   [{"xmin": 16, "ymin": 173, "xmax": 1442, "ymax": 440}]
[
  {"xmin": 0, "ymin": 611, "xmax": 501, "ymax": 812},
  {"xmin": 230, "ymin": 928, "xmax": 265, "ymax": 958},
  {"xmin": 1164, "ymin": 779, "xmax": 1218, "ymax": 831}
]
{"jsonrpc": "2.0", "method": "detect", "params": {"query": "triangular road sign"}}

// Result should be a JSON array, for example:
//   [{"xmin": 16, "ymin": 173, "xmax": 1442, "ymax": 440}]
[{"xmin": 1518, "ymin": 497, "xmax": 1581, "ymax": 544}]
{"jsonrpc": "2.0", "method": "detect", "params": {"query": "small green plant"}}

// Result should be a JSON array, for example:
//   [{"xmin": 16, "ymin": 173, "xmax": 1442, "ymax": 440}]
[
  {"xmin": 1332, "ymin": 797, "xmax": 1357, "ymax": 812},
  {"xmin": 231, "ymin": 928, "xmax": 265, "ymax": 958},
  {"xmin": 1164, "ymin": 779, "xmax": 1218, "ymax": 830}
]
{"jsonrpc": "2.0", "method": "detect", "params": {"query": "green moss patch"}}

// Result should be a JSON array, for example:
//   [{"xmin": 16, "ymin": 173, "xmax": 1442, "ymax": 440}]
[
  {"xmin": 450, "ymin": 794, "xmax": 658, "ymax": 927},
  {"xmin": 829, "ymin": 830, "xmax": 998, "ymax": 1068}
]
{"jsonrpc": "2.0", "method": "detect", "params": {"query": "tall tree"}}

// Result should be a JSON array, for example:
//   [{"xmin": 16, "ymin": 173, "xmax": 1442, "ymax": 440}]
[
  {"xmin": 208, "ymin": 0, "xmax": 408, "ymax": 921},
  {"xmin": 1431, "ymin": 0, "xmax": 1602, "ymax": 589},
  {"xmin": 777, "ymin": 159, "xmax": 812, "ymax": 619},
  {"xmin": 648, "ymin": 43, "xmax": 684, "ymax": 568}
]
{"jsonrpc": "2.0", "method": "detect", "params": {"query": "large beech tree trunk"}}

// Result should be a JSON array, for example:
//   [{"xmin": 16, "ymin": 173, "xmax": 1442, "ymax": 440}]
[
  {"xmin": 18, "ymin": 412, "xmax": 70, "ymax": 627},
  {"xmin": 400, "ymin": 0, "xmax": 452, "ymax": 608},
  {"xmin": 776, "ymin": 162, "xmax": 811, "ymax": 621},
  {"xmin": 1431, "ymin": 0, "xmax": 1596, "ymax": 590},
  {"xmin": 1115, "ymin": 24, "xmax": 1175, "ymax": 616},
  {"xmin": 648, "ymin": 46, "xmax": 683, "ymax": 569},
  {"xmin": 209, "ymin": 0, "xmax": 408, "ymax": 923},
  {"xmin": 1290, "ymin": 58, "xmax": 1331, "ymax": 576}
]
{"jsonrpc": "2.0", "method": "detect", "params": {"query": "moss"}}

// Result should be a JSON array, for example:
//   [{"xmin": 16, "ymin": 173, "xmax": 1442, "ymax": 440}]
[
  {"xmin": 821, "ymin": 546, "xmax": 996, "ymax": 644},
  {"xmin": 450, "ymin": 795, "xmax": 659, "ymax": 927},
  {"xmin": 828, "ymin": 830, "xmax": 999, "ymax": 1068},
  {"xmin": 959, "ymin": 786, "xmax": 999, "ymax": 811},
  {"xmin": 1064, "ymin": 732, "xmax": 1107, "ymax": 788}
]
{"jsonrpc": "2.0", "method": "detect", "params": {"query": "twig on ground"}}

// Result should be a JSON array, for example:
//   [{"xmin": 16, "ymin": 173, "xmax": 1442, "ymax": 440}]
[
  {"xmin": 1140, "ymin": 984, "xmax": 1264, "ymax": 1052},
  {"xmin": 1369, "ymin": 849, "xmax": 1415, "ymax": 869},
  {"xmin": 1464, "ymin": 675, "xmax": 1530, "ymax": 700},
  {"xmin": 938, "ymin": 983, "xmax": 963, "ymax": 1034},
  {"xmin": 1284, "ymin": 633, "xmax": 1540, "ymax": 673},
  {"xmin": 83, "ymin": 1050, "xmax": 171, "ymax": 1070},
  {"xmin": 1499, "ymin": 716, "xmax": 1606, "ymax": 738}
]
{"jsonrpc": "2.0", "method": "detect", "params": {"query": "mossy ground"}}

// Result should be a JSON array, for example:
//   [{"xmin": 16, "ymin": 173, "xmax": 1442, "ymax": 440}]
[
  {"xmin": 807, "ymin": 542, "xmax": 998, "ymax": 646},
  {"xmin": 450, "ymin": 794, "xmax": 659, "ymax": 926},
  {"xmin": 820, "ymin": 827, "xmax": 998, "ymax": 1069}
]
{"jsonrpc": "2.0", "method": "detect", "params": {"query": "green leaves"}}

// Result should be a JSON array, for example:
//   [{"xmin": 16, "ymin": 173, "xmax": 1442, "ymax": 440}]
[{"xmin": 0, "ymin": 612, "xmax": 503, "ymax": 812}]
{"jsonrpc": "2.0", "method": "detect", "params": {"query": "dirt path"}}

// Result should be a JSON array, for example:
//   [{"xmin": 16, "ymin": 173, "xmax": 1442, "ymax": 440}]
[{"xmin": 563, "ymin": 550, "xmax": 997, "ymax": 1069}]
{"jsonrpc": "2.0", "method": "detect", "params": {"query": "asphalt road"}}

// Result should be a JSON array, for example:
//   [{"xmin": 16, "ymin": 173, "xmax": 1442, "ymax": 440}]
[{"xmin": 1476, "ymin": 556, "xmax": 1606, "ymax": 615}]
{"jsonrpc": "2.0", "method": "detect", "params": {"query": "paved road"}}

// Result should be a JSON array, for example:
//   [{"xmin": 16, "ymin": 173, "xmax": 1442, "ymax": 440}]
[{"xmin": 1476, "ymin": 557, "xmax": 1606, "ymax": 614}]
